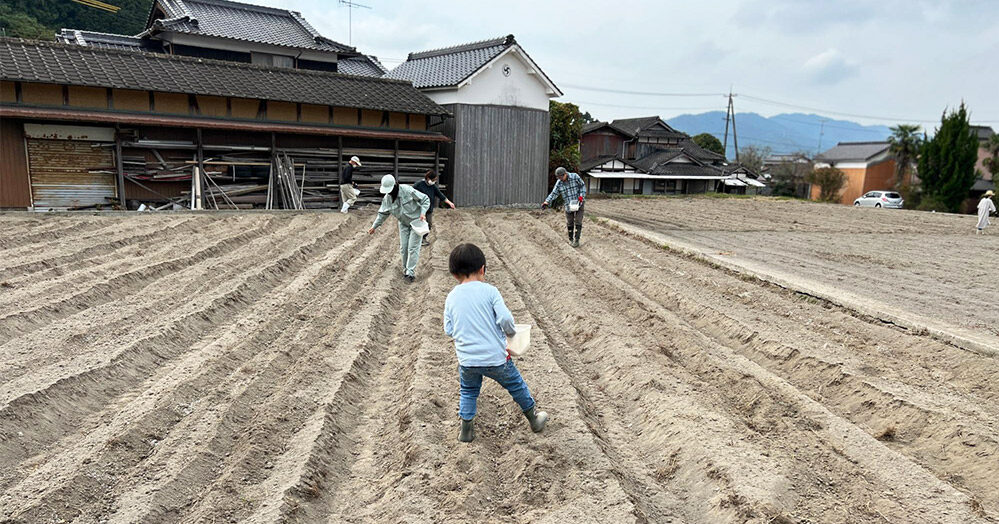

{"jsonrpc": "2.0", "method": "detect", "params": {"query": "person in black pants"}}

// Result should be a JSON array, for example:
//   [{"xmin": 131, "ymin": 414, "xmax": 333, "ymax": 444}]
[{"xmin": 413, "ymin": 170, "xmax": 455, "ymax": 246}]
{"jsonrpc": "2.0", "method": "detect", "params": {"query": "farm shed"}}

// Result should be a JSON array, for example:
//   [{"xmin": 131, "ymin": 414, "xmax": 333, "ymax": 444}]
[
  {"xmin": 0, "ymin": 38, "xmax": 449, "ymax": 210},
  {"xmin": 387, "ymin": 35, "xmax": 562, "ymax": 206}
]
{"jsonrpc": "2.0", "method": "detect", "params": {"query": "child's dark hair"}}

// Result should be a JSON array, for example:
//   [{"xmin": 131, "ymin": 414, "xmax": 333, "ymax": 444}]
[
  {"xmin": 424, "ymin": 169, "xmax": 439, "ymax": 181},
  {"xmin": 449, "ymin": 243, "xmax": 486, "ymax": 277}
]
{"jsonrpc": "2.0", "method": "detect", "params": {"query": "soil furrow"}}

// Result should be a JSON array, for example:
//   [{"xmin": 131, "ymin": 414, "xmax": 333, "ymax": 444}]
[
  {"xmin": 1, "ymin": 225, "xmax": 385, "ymax": 523},
  {"xmin": 483, "ymin": 212, "xmax": 983, "ymax": 523},
  {"xmin": 0, "ymin": 216, "xmax": 199, "ymax": 280},
  {"xmin": 0, "ymin": 217, "xmax": 350, "ymax": 491},
  {"xmin": 0, "ymin": 217, "xmax": 274, "ymax": 340}
]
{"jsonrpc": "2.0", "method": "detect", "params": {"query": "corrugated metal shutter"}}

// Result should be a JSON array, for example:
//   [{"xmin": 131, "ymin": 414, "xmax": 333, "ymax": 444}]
[{"xmin": 27, "ymin": 139, "xmax": 116, "ymax": 210}]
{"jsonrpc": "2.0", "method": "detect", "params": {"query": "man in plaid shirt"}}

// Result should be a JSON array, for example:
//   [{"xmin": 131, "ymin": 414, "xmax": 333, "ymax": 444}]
[{"xmin": 542, "ymin": 167, "xmax": 587, "ymax": 247}]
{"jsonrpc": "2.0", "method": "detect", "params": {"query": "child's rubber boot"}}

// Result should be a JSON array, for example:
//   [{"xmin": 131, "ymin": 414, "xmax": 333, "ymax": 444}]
[
  {"xmin": 458, "ymin": 418, "xmax": 475, "ymax": 442},
  {"xmin": 523, "ymin": 406, "xmax": 548, "ymax": 433}
]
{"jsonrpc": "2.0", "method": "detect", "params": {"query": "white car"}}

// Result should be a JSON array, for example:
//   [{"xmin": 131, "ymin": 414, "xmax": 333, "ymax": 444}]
[{"xmin": 854, "ymin": 191, "xmax": 904, "ymax": 209}]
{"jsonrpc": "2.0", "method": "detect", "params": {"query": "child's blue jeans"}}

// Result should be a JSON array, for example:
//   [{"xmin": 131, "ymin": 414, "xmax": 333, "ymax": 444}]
[{"xmin": 458, "ymin": 359, "xmax": 535, "ymax": 420}]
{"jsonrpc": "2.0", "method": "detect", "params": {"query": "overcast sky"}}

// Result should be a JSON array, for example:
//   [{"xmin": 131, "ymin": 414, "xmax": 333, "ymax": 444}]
[{"xmin": 264, "ymin": 0, "xmax": 998, "ymax": 128}]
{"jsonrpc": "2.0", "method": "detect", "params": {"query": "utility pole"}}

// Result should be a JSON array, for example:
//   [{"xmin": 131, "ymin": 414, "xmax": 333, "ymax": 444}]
[
  {"xmin": 338, "ymin": 0, "xmax": 371, "ymax": 46},
  {"xmin": 722, "ymin": 90, "xmax": 739, "ymax": 162},
  {"xmin": 817, "ymin": 118, "xmax": 827, "ymax": 155}
]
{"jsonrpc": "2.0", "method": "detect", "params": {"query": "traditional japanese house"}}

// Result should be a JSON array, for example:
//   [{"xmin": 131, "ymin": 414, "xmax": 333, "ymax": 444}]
[
  {"xmin": 0, "ymin": 38, "xmax": 448, "ymax": 210},
  {"xmin": 580, "ymin": 116, "xmax": 763, "ymax": 195}
]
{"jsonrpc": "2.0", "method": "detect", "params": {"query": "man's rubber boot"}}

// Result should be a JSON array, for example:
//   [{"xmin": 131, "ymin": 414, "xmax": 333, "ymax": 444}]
[
  {"xmin": 572, "ymin": 229, "xmax": 581, "ymax": 248},
  {"xmin": 458, "ymin": 418, "xmax": 475, "ymax": 442},
  {"xmin": 523, "ymin": 406, "xmax": 548, "ymax": 433},
  {"xmin": 567, "ymin": 228, "xmax": 575, "ymax": 245}
]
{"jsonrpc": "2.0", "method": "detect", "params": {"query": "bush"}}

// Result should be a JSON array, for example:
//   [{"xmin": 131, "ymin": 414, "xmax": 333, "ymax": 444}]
[
  {"xmin": 807, "ymin": 167, "xmax": 847, "ymax": 203},
  {"xmin": 897, "ymin": 183, "xmax": 922, "ymax": 209},
  {"xmin": 916, "ymin": 194, "xmax": 949, "ymax": 212}
]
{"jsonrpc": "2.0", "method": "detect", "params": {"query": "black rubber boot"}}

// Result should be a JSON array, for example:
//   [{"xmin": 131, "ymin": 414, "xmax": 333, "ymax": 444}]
[
  {"xmin": 458, "ymin": 418, "xmax": 475, "ymax": 442},
  {"xmin": 567, "ymin": 228, "xmax": 574, "ymax": 244},
  {"xmin": 572, "ymin": 229, "xmax": 581, "ymax": 248},
  {"xmin": 523, "ymin": 406, "xmax": 548, "ymax": 433}
]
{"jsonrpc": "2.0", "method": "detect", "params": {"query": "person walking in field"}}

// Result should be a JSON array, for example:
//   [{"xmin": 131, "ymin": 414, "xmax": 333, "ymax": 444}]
[
  {"xmin": 444, "ymin": 243, "xmax": 549, "ymax": 443},
  {"xmin": 368, "ymin": 174, "xmax": 430, "ymax": 283},
  {"xmin": 413, "ymin": 170, "xmax": 455, "ymax": 246},
  {"xmin": 542, "ymin": 166, "xmax": 587, "ymax": 247},
  {"xmin": 339, "ymin": 156, "xmax": 362, "ymax": 213},
  {"xmin": 977, "ymin": 190, "xmax": 996, "ymax": 234}
]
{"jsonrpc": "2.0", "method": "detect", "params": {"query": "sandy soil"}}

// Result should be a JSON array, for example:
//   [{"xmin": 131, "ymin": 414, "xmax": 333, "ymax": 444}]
[
  {"xmin": 588, "ymin": 197, "xmax": 999, "ymax": 351},
  {"xmin": 1, "ymin": 207, "xmax": 997, "ymax": 523}
]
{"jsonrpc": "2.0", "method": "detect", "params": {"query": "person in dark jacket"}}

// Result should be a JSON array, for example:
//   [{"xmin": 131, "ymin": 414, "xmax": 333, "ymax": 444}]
[
  {"xmin": 413, "ymin": 170, "xmax": 455, "ymax": 246},
  {"xmin": 339, "ymin": 156, "xmax": 361, "ymax": 213}
]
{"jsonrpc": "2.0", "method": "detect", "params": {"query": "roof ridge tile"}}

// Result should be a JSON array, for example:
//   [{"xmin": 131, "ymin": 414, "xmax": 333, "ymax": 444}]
[{"xmin": 408, "ymin": 34, "xmax": 513, "ymax": 60}]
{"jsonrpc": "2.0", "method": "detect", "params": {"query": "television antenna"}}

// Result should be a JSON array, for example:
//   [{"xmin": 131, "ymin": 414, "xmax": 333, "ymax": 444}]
[
  {"xmin": 71, "ymin": 0, "xmax": 121, "ymax": 13},
  {"xmin": 338, "ymin": 0, "xmax": 371, "ymax": 46}
]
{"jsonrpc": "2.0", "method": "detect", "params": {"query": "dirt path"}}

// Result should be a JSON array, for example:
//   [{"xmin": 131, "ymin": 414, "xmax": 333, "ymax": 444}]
[{"xmin": 1, "ymin": 209, "xmax": 996, "ymax": 523}]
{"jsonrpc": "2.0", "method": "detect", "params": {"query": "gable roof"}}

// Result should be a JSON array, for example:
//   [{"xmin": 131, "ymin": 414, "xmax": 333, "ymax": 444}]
[
  {"xmin": 386, "ymin": 35, "xmax": 512, "ymax": 89},
  {"xmin": 816, "ymin": 141, "xmax": 890, "ymax": 163},
  {"xmin": 143, "ymin": 0, "xmax": 353, "ymax": 53},
  {"xmin": 385, "ymin": 34, "xmax": 561, "ymax": 96},
  {"xmin": 609, "ymin": 116, "xmax": 686, "ymax": 139},
  {"xmin": 971, "ymin": 125, "xmax": 995, "ymax": 142},
  {"xmin": 582, "ymin": 120, "xmax": 632, "ymax": 137},
  {"xmin": 337, "ymin": 55, "xmax": 387, "ymax": 77},
  {"xmin": 0, "ymin": 38, "xmax": 447, "ymax": 116}
]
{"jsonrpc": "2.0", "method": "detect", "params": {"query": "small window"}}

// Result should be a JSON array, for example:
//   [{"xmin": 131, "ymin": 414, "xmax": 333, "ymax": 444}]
[{"xmin": 252, "ymin": 52, "xmax": 294, "ymax": 68}]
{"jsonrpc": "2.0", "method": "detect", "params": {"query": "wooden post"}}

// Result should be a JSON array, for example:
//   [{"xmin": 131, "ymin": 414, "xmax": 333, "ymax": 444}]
[
  {"xmin": 337, "ymin": 136, "xmax": 343, "ymax": 205},
  {"xmin": 393, "ymin": 139, "xmax": 399, "ymax": 177},
  {"xmin": 114, "ymin": 125, "xmax": 126, "ymax": 208},
  {"xmin": 196, "ymin": 128, "xmax": 206, "ymax": 210}
]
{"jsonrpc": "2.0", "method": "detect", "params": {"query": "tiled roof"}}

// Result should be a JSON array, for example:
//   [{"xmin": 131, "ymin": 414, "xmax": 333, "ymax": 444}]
[
  {"xmin": 385, "ymin": 35, "xmax": 513, "ymax": 89},
  {"xmin": 0, "ymin": 39, "xmax": 448, "ymax": 116},
  {"xmin": 56, "ymin": 29, "xmax": 164, "ymax": 52},
  {"xmin": 648, "ymin": 163, "xmax": 725, "ymax": 178},
  {"xmin": 145, "ymin": 0, "xmax": 352, "ymax": 53},
  {"xmin": 971, "ymin": 125, "xmax": 995, "ymax": 141},
  {"xmin": 816, "ymin": 141, "xmax": 890, "ymax": 163},
  {"xmin": 337, "ymin": 55, "xmax": 387, "ymax": 77},
  {"xmin": 609, "ymin": 116, "xmax": 686, "ymax": 139},
  {"xmin": 631, "ymin": 149, "xmax": 688, "ymax": 172},
  {"xmin": 579, "ymin": 155, "xmax": 644, "ymax": 172}
]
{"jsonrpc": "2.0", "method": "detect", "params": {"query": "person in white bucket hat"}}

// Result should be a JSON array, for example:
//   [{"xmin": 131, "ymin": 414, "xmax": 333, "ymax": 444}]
[
  {"xmin": 339, "ymin": 156, "xmax": 362, "ymax": 213},
  {"xmin": 368, "ymin": 174, "xmax": 431, "ymax": 283},
  {"xmin": 976, "ymin": 189, "xmax": 996, "ymax": 234}
]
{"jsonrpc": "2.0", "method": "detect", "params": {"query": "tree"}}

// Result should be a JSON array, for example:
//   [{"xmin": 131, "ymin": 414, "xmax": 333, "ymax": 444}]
[
  {"xmin": 917, "ymin": 103, "xmax": 979, "ymax": 212},
  {"xmin": 0, "ymin": 5, "xmax": 54, "ymax": 39},
  {"xmin": 737, "ymin": 145, "xmax": 772, "ymax": 175},
  {"xmin": 549, "ymin": 100, "xmax": 584, "ymax": 179},
  {"xmin": 692, "ymin": 133, "xmax": 725, "ymax": 156},
  {"xmin": 770, "ymin": 153, "xmax": 813, "ymax": 198},
  {"xmin": 581, "ymin": 111, "xmax": 597, "ymax": 125},
  {"xmin": 888, "ymin": 124, "xmax": 923, "ymax": 188},
  {"xmin": 983, "ymin": 134, "xmax": 999, "ymax": 178},
  {"xmin": 807, "ymin": 166, "xmax": 847, "ymax": 203}
]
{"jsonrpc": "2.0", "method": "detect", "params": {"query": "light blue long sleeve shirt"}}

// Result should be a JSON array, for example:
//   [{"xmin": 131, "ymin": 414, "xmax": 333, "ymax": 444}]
[{"xmin": 444, "ymin": 281, "xmax": 516, "ymax": 367}]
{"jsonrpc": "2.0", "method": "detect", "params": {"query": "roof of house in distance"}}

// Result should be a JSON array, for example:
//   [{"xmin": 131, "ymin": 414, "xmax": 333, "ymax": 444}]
[
  {"xmin": 336, "ymin": 55, "xmax": 388, "ymax": 77},
  {"xmin": 816, "ymin": 141, "xmax": 890, "ymax": 163},
  {"xmin": 583, "ymin": 116, "xmax": 688, "ymax": 140},
  {"xmin": 0, "ymin": 38, "xmax": 448, "ymax": 115},
  {"xmin": 386, "ymin": 34, "xmax": 561, "ymax": 95},
  {"xmin": 970, "ymin": 125, "xmax": 996, "ymax": 141},
  {"xmin": 143, "ymin": 0, "xmax": 353, "ymax": 53}
]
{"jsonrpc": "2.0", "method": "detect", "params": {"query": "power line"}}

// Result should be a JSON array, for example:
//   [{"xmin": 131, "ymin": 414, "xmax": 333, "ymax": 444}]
[
  {"xmin": 559, "ymin": 81, "xmax": 999, "ymax": 124},
  {"xmin": 561, "ymin": 83, "xmax": 726, "ymax": 97},
  {"xmin": 565, "ymin": 99, "xmax": 723, "ymax": 112},
  {"xmin": 739, "ymin": 94, "xmax": 999, "ymax": 124}
]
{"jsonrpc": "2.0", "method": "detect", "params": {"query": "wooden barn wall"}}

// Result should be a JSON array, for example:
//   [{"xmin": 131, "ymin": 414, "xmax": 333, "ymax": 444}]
[
  {"xmin": 0, "ymin": 119, "xmax": 32, "ymax": 208},
  {"xmin": 450, "ymin": 104, "xmax": 549, "ymax": 206}
]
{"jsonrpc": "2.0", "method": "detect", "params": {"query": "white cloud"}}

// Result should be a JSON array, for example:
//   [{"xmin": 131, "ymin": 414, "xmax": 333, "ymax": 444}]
[{"xmin": 801, "ymin": 49, "xmax": 859, "ymax": 85}]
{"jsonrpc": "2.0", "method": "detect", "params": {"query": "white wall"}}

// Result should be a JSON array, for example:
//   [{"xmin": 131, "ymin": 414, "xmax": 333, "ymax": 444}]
[{"xmin": 423, "ymin": 47, "xmax": 553, "ymax": 111}]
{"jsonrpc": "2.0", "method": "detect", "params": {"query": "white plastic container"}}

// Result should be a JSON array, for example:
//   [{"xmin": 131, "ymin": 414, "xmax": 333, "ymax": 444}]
[
  {"xmin": 507, "ymin": 324, "xmax": 532, "ymax": 356},
  {"xmin": 567, "ymin": 202, "xmax": 580, "ymax": 212},
  {"xmin": 410, "ymin": 218, "xmax": 430, "ymax": 236}
]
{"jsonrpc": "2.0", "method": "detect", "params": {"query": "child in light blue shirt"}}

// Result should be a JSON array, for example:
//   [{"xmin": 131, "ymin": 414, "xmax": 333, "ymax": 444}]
[{"xmin": 444, "ymin": 243, "xmax": 549, "ymax": 443}]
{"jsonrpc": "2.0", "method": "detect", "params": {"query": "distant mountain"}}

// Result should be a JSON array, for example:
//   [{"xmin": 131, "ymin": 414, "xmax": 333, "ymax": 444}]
[{"xmin": 666, "ymin": 112, "xmax": 892, "ymax": 158}]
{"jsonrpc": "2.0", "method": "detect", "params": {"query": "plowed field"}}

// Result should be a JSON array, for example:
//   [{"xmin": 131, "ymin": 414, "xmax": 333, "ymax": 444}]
[{"xmin": 1, "ymin": 204, "xmax": 997, "ymax": 523}]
